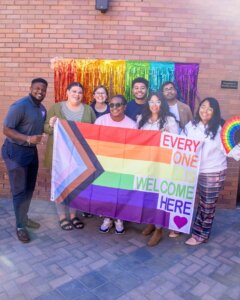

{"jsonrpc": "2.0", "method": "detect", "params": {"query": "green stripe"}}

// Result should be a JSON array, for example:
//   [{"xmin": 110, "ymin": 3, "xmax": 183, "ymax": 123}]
[{"xmin": 93, "ymin": 172, "xmax": 134, "ymax": 190}]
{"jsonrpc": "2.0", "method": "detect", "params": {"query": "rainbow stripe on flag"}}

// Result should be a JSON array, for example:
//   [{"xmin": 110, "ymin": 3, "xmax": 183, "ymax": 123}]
[{"xmin": 51, "ymin": 120, "xmax": 203, "ymax": 233}]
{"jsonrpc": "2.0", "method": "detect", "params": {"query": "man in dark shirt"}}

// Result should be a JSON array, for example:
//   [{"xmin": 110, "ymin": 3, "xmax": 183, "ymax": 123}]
[
  {"xmin": 125, "ymin": 77, "xmax": 149, "ymax": 121},
  {"xmin": 2, "ymin": 78, "xmax": 48, "ymax": 243}
]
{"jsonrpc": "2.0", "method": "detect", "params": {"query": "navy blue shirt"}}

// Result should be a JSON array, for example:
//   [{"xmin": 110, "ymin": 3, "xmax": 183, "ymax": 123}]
[
  {"xmin": 125, "ymin": 100, "xmax": 145, "ymax": 122},
  {"xmin": 3, "ymin": 95, "xmax": 46, "ymax": 146},
  {"xmin": 90, "ymin": 101, "xmax": 110, "ymax": 119}
]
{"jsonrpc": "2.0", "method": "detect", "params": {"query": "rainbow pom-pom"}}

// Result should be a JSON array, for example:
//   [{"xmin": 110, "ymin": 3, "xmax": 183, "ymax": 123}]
[{"xmin": 221, "ymin": 116, "xmax": 240, "ymax": 154}]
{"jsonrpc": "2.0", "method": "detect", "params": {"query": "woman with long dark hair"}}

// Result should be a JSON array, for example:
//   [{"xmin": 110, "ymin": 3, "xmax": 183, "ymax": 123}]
[
  {"xmin": 138, "ymin": 92, "xmax": 179, "ymax": 132},
  {"xmin": 138, "ymin": 92, "xmax": 179, "ymax": 246},
  {"xmin": 184, "ymin": 97, "xmax": 227, "ymax": 245}
]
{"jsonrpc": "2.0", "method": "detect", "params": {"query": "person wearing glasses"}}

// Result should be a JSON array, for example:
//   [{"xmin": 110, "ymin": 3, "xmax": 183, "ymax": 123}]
[
  {"xmin": 90, "ymin": 85, "xmax": 110, "ymax": 119},
  {"xmin": 160, "ymin": 81, "xmax": 192, "ymax": 131},
  {"xmin": 95, "ymin": 95, "xmax": 137, "ymax": 234},
  {"xmin": 138, "ymin": 92, "xmax": 179, "ymax": 246},
  {"xmin": 44, "ymin": 82, "xmax": 96, "ymax": 231}
]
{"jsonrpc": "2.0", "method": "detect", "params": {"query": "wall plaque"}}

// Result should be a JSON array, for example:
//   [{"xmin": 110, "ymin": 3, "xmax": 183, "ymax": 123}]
[{"xmin": 221, "ymin": 81, "xmax": 238, "ymax": 89}]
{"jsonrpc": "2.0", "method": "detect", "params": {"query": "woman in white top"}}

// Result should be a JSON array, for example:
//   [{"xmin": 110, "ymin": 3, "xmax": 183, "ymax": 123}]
[
  {"xmin": 183, "ymin": 97, "xmax": 227, "ymax": 246},
  {"xmin": 138, "ymin": 92, "xmax": 179, "ymax": 133},
  {"xmin": 138, "ymin": 92, "xmax": 179, "ymax": 247}
]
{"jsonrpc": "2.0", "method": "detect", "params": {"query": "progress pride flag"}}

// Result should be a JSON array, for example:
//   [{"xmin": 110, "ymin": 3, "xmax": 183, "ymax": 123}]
[{"xmin": 51, "ymin": 121, "xmax": 203, "ymax": 233}]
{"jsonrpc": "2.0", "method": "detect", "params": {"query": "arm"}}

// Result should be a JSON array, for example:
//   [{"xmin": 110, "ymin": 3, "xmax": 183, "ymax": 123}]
[
  {"xmin": 44, "ymin": 104, "xmax": 58, "ymax": 135},
  {"xmin": 3, "ymin": 126, "xmax": 28, "ymax": 143},
  {"xmin": 90, "ymin": 107, "xmax": 96, "ymax": 124},
  {"xmin": 3, "ymin": 101, "xmax": 43, "ymax": 145},
  {"xmin": 3, "ymin": 127, "xmax": 42, "ymax": 145}
]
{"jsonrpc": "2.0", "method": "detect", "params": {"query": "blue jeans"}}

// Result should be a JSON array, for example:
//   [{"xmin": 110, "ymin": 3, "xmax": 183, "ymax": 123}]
[{"xmin": 2, "ymin": 140, "xmax": 39, "ymax": 228}]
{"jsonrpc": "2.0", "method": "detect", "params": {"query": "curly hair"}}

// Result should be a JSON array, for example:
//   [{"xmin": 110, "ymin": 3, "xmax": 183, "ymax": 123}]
[
  {"xmin": 132, "ymin": 77, "xmax": 149, "ymax": 89},
  {"xmin": 138, "ymin": 92, "xmax": 176, "ymax": 130}
]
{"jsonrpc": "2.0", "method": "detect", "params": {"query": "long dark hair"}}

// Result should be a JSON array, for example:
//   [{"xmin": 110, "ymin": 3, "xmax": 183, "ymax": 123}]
[
  {"xmin": 138, "ymin": 92, "xmax": 175, "ymax": 130},
  {"xmin": 193, "ymin": 97, "xmax": 222, "ymax": 139}
]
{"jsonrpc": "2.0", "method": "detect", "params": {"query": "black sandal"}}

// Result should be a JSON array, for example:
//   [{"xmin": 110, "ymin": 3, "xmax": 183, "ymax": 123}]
[
  {"xmin": 71, "ymin": 217, "xmax": 84, "ymax": 229},
  {"xmin": 59, "ymin": 218, "xmax": 73, "ymax": 231},
  {"xmin": 82, "ymin": 212, "xmax": 93, "ymax": 218}
]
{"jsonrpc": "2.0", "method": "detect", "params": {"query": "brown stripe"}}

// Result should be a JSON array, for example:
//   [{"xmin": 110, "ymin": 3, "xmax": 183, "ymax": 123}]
[{"xmin": 55, "ymin": 121, "xmax": 96, "ymax": 203}]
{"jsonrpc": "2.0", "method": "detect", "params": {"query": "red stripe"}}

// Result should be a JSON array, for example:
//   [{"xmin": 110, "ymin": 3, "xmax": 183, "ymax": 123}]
[{"xmin": 74, "ymin": 122, "xmax": 161, "ymax": 146}]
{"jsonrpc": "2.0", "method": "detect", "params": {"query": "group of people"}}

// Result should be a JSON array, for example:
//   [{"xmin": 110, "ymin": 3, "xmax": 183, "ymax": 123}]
[{"xmin": 2, "ymin": 76, "xmax": 239, "ymax": 247}]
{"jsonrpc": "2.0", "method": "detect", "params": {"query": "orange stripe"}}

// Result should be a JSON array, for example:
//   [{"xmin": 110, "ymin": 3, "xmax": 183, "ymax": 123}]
[{"xmin": 86, "ymin": 139, "xmax": 172, "ymax": 164}]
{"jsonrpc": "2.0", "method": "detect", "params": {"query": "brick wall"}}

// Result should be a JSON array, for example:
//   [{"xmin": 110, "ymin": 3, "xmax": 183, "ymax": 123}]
[{"xmin": 0, "ymin": 0, "xmax": 239, "ymax": 207}]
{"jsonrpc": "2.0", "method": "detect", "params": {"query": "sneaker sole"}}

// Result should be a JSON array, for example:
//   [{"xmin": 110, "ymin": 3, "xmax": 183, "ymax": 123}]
[
  {"xmin": 99, "ymin": 226, "xmax": 113, "ymax": 233},
  {"xmin": 115, "ymin": 230, "xmax": 125, "ymax": 235}
]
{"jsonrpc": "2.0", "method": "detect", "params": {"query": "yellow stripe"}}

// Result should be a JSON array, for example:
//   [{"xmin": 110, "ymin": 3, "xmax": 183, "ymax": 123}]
[{"xmin": 97, "ymin": 155, "xmax": 189, "ymax": 182}]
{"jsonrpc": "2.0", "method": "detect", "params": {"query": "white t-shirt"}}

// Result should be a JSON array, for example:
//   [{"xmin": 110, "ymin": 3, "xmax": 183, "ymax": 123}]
[
  {"xmin": 95, "ymin": 113, "xmax": 137, "ymax": 129},
  {"xmin": 183, "ymin": 121, "xmax": 227, "ymax": 173},
  {"xmin": 169, "ymin": 103, "xmax": 180, "ymax": 122},
  {"xmin": 139, "ymin": 116, "xmax": 179, "ymax": 134}
]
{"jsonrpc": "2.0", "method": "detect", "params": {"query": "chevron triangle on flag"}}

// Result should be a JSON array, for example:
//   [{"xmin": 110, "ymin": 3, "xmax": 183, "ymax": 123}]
[{"xmin": 51, "ymin": 119, "xmax": 104, "ymax": 206}]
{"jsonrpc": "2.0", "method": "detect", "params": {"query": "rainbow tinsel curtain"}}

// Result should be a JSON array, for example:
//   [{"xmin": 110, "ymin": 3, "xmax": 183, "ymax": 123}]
[{"xmin": 53, "ymin": 59, "xmax": 199, "ymax": 112}]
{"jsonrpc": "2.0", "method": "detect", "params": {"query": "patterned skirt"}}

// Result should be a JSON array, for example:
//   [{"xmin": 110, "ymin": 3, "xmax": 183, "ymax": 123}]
[{"xmin": 192, "ymin": 169, "xmax": 226, "ymax": 242}]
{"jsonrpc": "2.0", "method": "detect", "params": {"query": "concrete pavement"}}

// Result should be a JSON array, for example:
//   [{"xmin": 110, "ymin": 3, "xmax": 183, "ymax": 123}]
[{"xmin": 0, "ymin": 199, "xmax": 240, "ymax": 300}]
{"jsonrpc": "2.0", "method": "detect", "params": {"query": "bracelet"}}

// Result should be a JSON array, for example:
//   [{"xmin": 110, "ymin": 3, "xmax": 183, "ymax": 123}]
[{"xmin": 27, "ymin": 136, "xmax": 31, "ymax": 146}]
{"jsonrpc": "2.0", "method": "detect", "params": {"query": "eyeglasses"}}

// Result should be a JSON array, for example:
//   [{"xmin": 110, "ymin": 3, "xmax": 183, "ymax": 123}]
[
  {"xmin": 148, "ymin": 101, "xmax": 161, "ymax": 106},
  {"xmin": 200, "ymin": 106, "xmax": 214, "ymax": 113},
  {"xmin": 163, "ymin": 87, "xmax": 175, "ymax": 93},
  {"xmin": 95, "ymin": 92, "xmax": 106, "ymax": 95},
  {"xmin": 109, "ymin": 103, "xmax": 123, "ymax": 108}
]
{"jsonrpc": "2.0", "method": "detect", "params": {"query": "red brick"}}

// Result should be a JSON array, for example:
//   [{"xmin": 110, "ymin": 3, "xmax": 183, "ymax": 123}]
[{"xmin": 0, "ymin": 1, "xmax": 239, "ymax": 206}]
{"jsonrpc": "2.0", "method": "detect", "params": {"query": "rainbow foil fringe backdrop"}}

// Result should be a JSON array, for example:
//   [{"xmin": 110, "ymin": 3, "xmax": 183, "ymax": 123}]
[
  {"xmin": 53, "ymin": 59, "xmax": 199, "ymax": 112},
  {"xmin": 221, "ymin": 116, "xmax": 240, "ymax": 154}
]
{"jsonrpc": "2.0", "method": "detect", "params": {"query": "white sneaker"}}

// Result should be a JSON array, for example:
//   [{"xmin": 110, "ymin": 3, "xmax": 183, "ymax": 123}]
[
  {"xmin": 99, "ymin": 218, "xmax": 113, "ymax": 233},
  {"xmin": 114, "ymin": 219, "xmax": 125, "ymax": 234}
]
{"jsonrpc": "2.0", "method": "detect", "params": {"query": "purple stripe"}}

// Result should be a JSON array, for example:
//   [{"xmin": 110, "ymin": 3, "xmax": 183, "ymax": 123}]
[{"xmin": 69, "ymin": 185, "xmax": 170, "ymax": 227}]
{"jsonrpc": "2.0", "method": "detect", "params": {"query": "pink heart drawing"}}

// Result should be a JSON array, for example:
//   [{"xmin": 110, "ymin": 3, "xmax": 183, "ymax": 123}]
[{"xmin": 174, "ymin": 216, "xmax": 188, "ymax": 229}]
